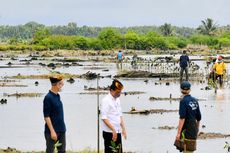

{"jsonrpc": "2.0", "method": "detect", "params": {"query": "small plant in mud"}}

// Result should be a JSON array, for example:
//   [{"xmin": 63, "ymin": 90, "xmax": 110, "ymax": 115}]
[
  {"xmin": 208, "ymin": 79, "xmax": 216, "ymax": 88},
  {"xmin": 224, "ymin": 142, "xmax": 230, "ymax": 152},
  {"xmin": 109, "ymin": 141, "xmax": 121, "ymax": 153},
  {"xmin": 53, "ymin": 141, "xmax": 62, "ymax": 153},
  {"xmin": 131, "ymin": 106, "xmax": 136, "ymax": 111}
]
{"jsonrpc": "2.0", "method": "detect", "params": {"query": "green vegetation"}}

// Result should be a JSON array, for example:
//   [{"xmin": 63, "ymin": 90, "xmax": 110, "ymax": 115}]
[
  {"xmin": 224, "ymin": 142, "xmax": 230, "ymax": 152},
  {"xmin": 54, "ymin": 141, "xmax": 62, "ymax": 153},
  {"xmin": 160, "ymin": 23, "xmax": 173, "ymax": 36},
  {"xmin": 0, "ymin": 18, "xmax": 230, "ymax": 52},
  {"xmin": 109, "ymin": 141, "xmax": 121, "ymax": 153},
  {"xmin": 9, "ymin": 73, "xmax": 80, "ymax": 79},
  {"xmin": 197, "ymin": 18, "xmax": 218, "ymax": 36}
]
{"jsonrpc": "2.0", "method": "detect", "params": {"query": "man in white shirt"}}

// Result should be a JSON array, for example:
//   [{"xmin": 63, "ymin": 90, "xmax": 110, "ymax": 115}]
[{"xmin": 101, "ymin": 79, "xmax": 127, "ymax": 153}]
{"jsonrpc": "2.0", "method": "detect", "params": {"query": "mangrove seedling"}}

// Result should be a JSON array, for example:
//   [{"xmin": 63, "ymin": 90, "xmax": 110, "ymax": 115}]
[
  {"xmin": 109, "ymin": 141, "xmax": 121, "ymax": 153},
  {"xmin": 54, "ymin": 141, "xmax": 62, "ymax": 153},
  {"xmin": 224, "ymin": 141, "xmax": 230, "ymax": 152}
]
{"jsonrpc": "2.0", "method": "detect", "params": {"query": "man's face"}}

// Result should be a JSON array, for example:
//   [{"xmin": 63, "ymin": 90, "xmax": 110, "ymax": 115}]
[
  {"xmin": 181, "ymin": 89, "xmax": 190, "ymax": 95},
  {"xmin": 112, "ymin": 89, "xmax": 122, "ymax": 98},
  {"xmin": 56, "ymin": 80, "xmax": 64, "ymax": 92}
]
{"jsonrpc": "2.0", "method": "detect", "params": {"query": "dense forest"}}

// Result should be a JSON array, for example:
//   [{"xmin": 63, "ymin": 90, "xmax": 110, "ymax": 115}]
[{"xmin": 0, "ymin": 18, "xmax": 230, "ymax": 51}]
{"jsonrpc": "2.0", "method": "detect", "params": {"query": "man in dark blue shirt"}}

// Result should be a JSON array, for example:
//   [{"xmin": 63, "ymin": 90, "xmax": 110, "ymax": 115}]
[
  {"xmin": 43, "ymin": 74, "xmax": 66, "ymax": 153},
  {"xmin": 179, "ymin": 50, "xmax": 190, "ymax": 82},
  {"xmin": 175, "ymin": 81, "xmax": 201, "ymax": 153}
]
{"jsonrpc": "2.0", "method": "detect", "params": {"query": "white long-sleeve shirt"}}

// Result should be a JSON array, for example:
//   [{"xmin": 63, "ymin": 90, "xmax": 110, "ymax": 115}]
[{"xmin": 101, "ymin": 93, "xmax": 122, "ymax": 133}]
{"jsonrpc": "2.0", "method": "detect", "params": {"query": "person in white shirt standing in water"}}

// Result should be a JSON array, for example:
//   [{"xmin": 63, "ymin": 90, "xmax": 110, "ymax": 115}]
[{"xmin": 101, "ymin": 79, "xmax": 127, "ymax": 153}]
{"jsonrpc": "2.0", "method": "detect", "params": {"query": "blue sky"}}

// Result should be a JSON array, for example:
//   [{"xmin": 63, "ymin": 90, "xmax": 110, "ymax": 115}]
[{"xmin": 0, "ymin": 0, "xmax": 230, "ymax": 27}]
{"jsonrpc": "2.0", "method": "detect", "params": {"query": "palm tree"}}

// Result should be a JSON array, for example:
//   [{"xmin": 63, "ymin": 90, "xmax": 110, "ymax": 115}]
[
  {"xmin": 160, "ymin": 23, "xmax": 173, "ymax": 36},
  {"xmin": 197, "ymin": 18, "xmax": 218, "ymax": 35}
]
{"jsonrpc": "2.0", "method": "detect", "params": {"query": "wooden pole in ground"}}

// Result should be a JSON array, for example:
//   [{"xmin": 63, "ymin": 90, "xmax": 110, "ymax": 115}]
[{"xmin": 97, "ymin": 74, "xmax": 100, "ymax": 153}]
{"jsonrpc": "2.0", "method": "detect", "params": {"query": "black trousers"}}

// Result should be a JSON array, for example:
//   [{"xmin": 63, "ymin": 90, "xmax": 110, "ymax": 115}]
[
  {"xmin": 103, "ymin": 131, "xmax": 122, "ymax": 153},
  {"xmin": 215, "ymin": 74, "xmax": 223, "ymax": 87},
  {"xmin": 44, "ymin": 132, "xmax": 66, "ymax": 153}
]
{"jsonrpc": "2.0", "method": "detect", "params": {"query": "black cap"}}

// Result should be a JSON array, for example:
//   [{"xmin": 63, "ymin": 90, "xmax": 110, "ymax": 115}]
[
  {"xmin": 110, "ymin": 79, "xmax": 123, "ymax": 92},
  {"xmin": 49, "ymin": 74, "xmax": 64, "ymax": 84},
  {"xmin": 180, "ymin": 81, "xmax": 191, "ymax": 90}
]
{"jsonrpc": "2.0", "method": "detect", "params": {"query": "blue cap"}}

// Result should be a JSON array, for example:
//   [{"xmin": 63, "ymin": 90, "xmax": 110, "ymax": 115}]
[{"xmin": 180, "ymin": 81, "xmax": 191, "ymax": 90}]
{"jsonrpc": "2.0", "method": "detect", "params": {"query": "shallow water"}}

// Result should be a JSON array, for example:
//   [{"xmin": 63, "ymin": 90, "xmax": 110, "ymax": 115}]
[{"xmin": 0, "ymin": 55, "xmax": 230, "ymax": 153}]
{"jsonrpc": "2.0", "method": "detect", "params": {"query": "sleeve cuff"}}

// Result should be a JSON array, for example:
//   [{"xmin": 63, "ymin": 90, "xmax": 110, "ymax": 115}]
[
  {"xmin": 179, "ymin": 116, "xmax": 185, "ymax": 119},
  {"xmin": 101, "ymin": 115, "xmax": 107, "ymax": 119},
  {"xmin": 44, "ymin": 114, "xmax": 50, "ymax": 118}
]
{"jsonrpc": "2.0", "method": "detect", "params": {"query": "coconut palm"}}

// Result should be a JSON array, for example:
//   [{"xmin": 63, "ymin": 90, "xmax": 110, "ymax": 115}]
[
  {"xmin": 197, "ymin": 18, "xmax": 218, "ymax": 35},
  {"xmin": 160, "ymin": 23, "xmax": 173, "ymax": 36}
]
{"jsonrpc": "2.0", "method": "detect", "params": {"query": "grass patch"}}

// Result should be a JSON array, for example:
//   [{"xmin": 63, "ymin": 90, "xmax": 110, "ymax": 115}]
[
  {"xmin": 5, "ymin": 93, "xmax": 43, "ymax": 98},
  {"xmin": 9, "ymin": 73, "xmax": 80, "ymax": 79}
]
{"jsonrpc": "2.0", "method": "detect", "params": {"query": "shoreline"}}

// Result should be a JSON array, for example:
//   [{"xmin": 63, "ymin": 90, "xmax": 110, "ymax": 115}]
[{"xmin": 1, "ymin": 48, "xmax": 230, "ymax": 57}]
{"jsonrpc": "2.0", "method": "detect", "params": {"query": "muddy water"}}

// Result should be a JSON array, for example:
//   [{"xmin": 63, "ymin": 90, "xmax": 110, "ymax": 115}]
[{"xmin": 0, "ymin": 55, "xmax": 230, "ymax": 153}]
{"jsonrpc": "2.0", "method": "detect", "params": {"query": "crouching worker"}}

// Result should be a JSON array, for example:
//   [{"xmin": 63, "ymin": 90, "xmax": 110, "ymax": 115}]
[
  {"xmin": 101, "ymin": 79, "xmax": 127, "ymax": 153},
  {"xmin": 174, "ymin": 81, "xmax": 201, "ymax": 153}
]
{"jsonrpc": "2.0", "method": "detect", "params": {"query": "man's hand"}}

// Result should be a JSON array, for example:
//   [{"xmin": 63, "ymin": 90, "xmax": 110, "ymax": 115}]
[
  {"xmin": 112, "ymin": 130, "xmax": 117, "ymax": 141},
  {"xmin": 51, "ymin": 130, "xmax": 58, "ymax": 141},
  {"xmin": 176, "ymin": 133, "xmax": 181, "ymax": 141},
  {"xmin": 44, "ymin": 117, "xmax": 58, "ymax": 141}
]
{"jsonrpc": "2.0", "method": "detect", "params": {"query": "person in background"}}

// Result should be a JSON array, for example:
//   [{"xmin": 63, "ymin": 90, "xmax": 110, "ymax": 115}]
[
  {"xmin": 43, "ymin": 74, "xmax": 66, "ymax": 153},
  {"xmin": 101, "ymin": 79, "xmax": 127, "ymax": 153},
  {"xmin": 208, "ymin": 57, "xmax": 216, "ymax": 83},
  {"xmin": 131, "ymin": 52, "xmax": 138, "ymax": 69},
  {"xmin": 117, "ymin": 50, "xmax": 124, "ymax": 69},
  {"xmin": 179, "ymin": 50, "xmax": 190, "ymax": 82},
  {"xmin": 212, "ymin": 55, "xmax": 227, "ymax": 88}
]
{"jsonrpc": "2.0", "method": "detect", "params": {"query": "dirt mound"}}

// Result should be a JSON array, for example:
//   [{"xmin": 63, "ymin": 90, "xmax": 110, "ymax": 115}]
[
  {"xmin": 158, "ymin": 126, "xmax": 176, "ymax": 130},
  {"xmin": 124, "ymin": 108, "xmax": 178, "ymax": 115},
  {"xmin": 115, "ymin": 70, "xmax": 178, "ymax": 78},
  {"xmin": 115, "ymin": 70, "xmax": 202, "ymax": 78},
  {"xmin": 149, "ymin": 96, "xmax": 206, "ymax": 101},
  {"xmin": 80, "ymin": 71, "xmax": 98, "ymax": 80},
  {"xmin": 5, "ymin": 93, "xmax": 43, "ymax": 98},
  {"xmin": 198, "ymin": 132, "xmax": 230, "ymax": 139}
]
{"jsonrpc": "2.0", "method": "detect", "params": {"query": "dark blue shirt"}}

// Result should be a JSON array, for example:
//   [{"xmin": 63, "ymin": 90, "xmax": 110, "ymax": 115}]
[
  {"xmin": 179, "ymin": 95, "xmax": 201, "ymax": 121},
  {"xmin": 179, "ymin": 55, "xmax": 189, "ymax": 68},
  {"xmin": 43, "ymin": 90, "xmax": 66, "ymax": 133}
]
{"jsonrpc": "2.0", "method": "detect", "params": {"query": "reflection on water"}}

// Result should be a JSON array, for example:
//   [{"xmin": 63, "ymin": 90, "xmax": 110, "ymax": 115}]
[
  {"xmin": 0, "ymin": 55, "xmax": 230, "ymax": 153},
  {"xmin": 215, "ymin": 89, "xmax": 225, "ymax": 102}
]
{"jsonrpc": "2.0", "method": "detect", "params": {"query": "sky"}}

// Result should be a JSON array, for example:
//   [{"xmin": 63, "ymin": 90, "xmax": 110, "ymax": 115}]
[{"xmin": 0, "ymin": 0, "xmax": 230, "ymax": 27}]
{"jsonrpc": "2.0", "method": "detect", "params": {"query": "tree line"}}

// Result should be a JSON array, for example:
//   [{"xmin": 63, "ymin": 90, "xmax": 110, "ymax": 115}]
[{"xmin": 0, "ymin": 18, "xmax": 230, "ymax": 51}]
